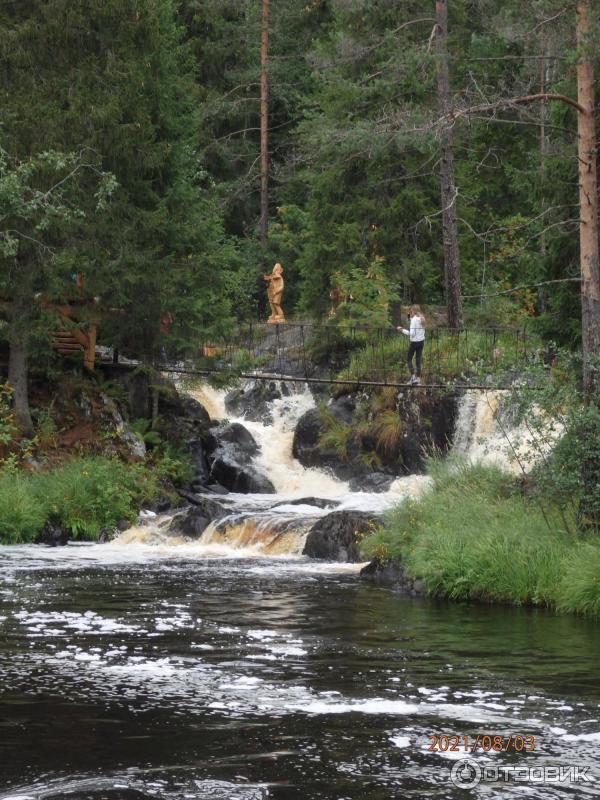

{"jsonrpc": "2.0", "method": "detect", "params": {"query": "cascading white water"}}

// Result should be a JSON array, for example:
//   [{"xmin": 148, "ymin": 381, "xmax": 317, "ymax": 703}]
[
  {"xmin": 189, "ymin": 381, "xmax": 432, "ymax": 504},
  {"xmin": 452, "ymin": 389, "xmax": 562, "ymax": 473},
  {"xmin": 119, "ymin": 380, "xmax": 433, "ymax": 557},
  {"xmin": 117, "ymin": 383, "xmax": 563, "ymax": 557}
]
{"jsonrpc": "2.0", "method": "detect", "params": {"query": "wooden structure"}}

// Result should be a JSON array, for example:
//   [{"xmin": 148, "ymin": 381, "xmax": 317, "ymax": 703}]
[
  {"xmin": 51, "ymin": 305, "xmax": 99, "ymax": 371},
  {"xmin": 45, "ymin": 275, "xmax": 117, "ymax": 371}
]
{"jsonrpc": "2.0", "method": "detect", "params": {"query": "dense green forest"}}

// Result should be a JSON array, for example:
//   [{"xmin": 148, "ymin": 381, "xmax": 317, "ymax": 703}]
[{"xmin": 0, "ymin": 0, "xmax": 599, "ymax": 419}]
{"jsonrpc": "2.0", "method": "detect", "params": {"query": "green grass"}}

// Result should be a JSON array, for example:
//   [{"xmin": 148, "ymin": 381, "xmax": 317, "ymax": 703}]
[
  {"xmin": 339, "ymin": 328, "xmax": 539, "ymax": 384},
  {"xmin": 0, "ymin": 457, "xmax": 160, "ymax": 544},
  {"xmin": 360, "ymin": 458, "xmax": 600, "ymax": 618},
  {"xmin": 318, "ymin": 406, "xmax": 352, "ymax": 459}
]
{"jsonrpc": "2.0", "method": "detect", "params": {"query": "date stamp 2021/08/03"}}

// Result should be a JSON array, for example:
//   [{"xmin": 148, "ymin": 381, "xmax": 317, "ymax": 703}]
[{"xmin": 428, "ymin": 734, "xmax": 536, "ymax": 754}]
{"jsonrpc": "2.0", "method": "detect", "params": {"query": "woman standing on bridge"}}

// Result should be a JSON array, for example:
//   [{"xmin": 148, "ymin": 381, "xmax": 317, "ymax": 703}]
[{"xmin": 397, "ymin": 305, "xmax": 425, "ymax": 385}]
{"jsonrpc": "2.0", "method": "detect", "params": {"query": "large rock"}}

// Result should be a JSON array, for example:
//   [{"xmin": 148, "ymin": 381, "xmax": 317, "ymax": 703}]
[
  {"xmin": 360, "ymin": 557, "xmax": 427, "ymax": 597},
  {"xmin": 177, "ymin": 395, "xmax": 211, "ymax": 427},
  {"xmin": 225, "ymin": 381, "xmax": 283, "ymax": 423},
  {"xmin": 205, "ymin": 421, "xmax": 259, "ymax": 464},
  {"xmin": 302, "ymin": 511, "xmax": 378, "ymax": 562},
  {"xmin": 189, "ymin": 439, "xmax": 210, "ymax": 483},
  {"xmin": 174, "ymin": 497, "xmax": 229, "ymax": 538},
  {"xmin": 292, "ymin": 407, "xmax": 371, "ymax": 482},
  {"xmin": 210, "ymin": 454, "xmax": 275, "ymax": 494},
  {"xmin": 202, "ymin": 419, "xmax": 274, "ymax": 493},
  {"xmin": 327, "ymin": 395, "xmax": 356, "ymax": 425},
  {"xmin": 292, "ymin": 407, "xmax": 322, "ymax": 460},
  {"xmin": 36, "ymin": 521, "xmax": 69, "ymax": 546},
  {"xmin": 396, "ymin": 391, "xmax": 459, "ymax": 473},
  {"xmin": 348, "ymin": 472, "xmax": 394, "ymax": 493},
  {"xmin": 271, "ymin": 497, "xmax": 340, "ymax": 510}
]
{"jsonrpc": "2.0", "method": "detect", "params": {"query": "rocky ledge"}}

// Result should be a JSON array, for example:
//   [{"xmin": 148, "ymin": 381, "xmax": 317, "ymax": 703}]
[
  {"xmin": 359, "ymin": 557, "xmax": 427, "ymax": 597},
  {"xmin": 302, "ymin": 510, "xmax": 379, "ymax": 562}
]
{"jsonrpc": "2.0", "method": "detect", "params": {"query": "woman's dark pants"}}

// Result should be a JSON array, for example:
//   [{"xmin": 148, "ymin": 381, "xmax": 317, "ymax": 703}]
[{"xmin": 407, "ymin": 340, "xmax": 424, "ymax": 377}]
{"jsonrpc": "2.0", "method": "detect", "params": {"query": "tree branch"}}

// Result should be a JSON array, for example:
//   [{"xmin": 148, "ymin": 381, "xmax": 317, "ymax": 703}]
[
  {"xmin": 447, "ymin": 92, "xmax": 585, "ymax": 125},
  {"xmin": 463, "ymin": 277, "xmax": 581, "ymax": 299}
]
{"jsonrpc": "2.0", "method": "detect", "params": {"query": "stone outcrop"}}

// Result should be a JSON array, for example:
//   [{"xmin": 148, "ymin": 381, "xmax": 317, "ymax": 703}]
[
  {"xmin": 271, "ymin": 497, "xmax": 340, "ymax": 510},
  {"xmin": 173, "ymin": 497, "xmax": 230, "ymax": 538},
  {"xmin": 204, "ymin": 420, "xmax": 275, "ymax": 494},
  {"xmin": 293, "ymin": 390, "xmax": 459, "ymax": 481},
  {"xmin": 35, "ymin": 521, "xmax": 69, "ymax": 546},
  {"xmin": 348, "ymin": 473, "xmax": 394, "ymax": 493},
  {"xmin": 360, "ymin": 557, "xmax": 427, "ymax": 597},
  {"xmin": 209, "ymin": 453, "xmax": 275, "ymax": 494},
  {"xmin": 291, "ymin": 406, "xmax": 367, "ymax": 481},
  {"xmin": 225, "ymin": 381, "xmax": 285, "ymax": 423},
  {"xmin": 302, "ymin": 510, "xmax": 378, "ymax": 562}
]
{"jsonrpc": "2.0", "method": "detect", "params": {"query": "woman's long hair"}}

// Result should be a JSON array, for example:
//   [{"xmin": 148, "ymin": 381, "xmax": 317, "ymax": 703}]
[{"xmin": 409, "ymin": 304, "xmax": 425, "ymax": 325}]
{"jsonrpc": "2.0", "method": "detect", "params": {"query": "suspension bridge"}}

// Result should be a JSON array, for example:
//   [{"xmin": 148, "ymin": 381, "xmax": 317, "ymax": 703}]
[{"xmin": 152, "ymin": 321, "xmax": 546, "ymax": 391}]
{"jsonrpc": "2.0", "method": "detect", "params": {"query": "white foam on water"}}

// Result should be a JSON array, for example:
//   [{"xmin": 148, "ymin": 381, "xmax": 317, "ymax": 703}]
[
  {"xmin": 184, "ymin": 380, "xmax": 434, "ymax": 512},
  {"xmin": 561, "ymin": 731, "xmax": 600, "ymax": 742},
  {"xmin": 389, "ymin": 735, "xmax": 411, "ymax": 748},
  {"xmin": 453, "ymin": 389, "xmax": 563, "ymax": 473}
]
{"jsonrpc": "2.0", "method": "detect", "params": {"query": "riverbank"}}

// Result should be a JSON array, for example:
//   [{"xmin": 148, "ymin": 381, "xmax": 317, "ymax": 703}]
[
  {"xmin": 0, "ymin": 370, "xmax": 195, "ymax": 545},
  {"xmin": 0, "ymin": 457, "xmax": 161, "ymax": 544},
  {"xmin": 360, "ymin": 459, "xmax": 600, "ymax": 618}
]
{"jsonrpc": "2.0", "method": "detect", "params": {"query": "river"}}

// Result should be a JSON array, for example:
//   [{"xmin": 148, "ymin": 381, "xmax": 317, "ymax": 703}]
[{"xmin": 0, "ymin": 385, "xmax": 598, "ymax": 799}]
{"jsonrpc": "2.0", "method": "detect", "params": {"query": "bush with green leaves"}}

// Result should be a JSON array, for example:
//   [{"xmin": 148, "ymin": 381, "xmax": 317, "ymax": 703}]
[
  {"xmin": 530, "ymin": 403, "xmax": 600, "ymax": 531},
  {"xmin": 0, "ymin": 457, "xmax": 159, "ymax": 544}
]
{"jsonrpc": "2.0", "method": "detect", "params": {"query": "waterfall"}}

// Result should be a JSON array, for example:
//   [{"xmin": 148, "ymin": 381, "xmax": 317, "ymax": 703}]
[
  {"xmin": 113, "ymin": 380, "xmax": 433, "ymax": 557},
  {"xmin": 452, "ymin": 389, "xmax": 562, "ymax": 473},
  {"xmin": 113, "ymin": 383, "xmax": 564, "ymax": 557}
]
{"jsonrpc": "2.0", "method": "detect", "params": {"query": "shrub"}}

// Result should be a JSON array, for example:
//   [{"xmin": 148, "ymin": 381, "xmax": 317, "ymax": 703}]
[{"xmin": 0, "ymin": 457, "xmax": 159, "ymax": 544}]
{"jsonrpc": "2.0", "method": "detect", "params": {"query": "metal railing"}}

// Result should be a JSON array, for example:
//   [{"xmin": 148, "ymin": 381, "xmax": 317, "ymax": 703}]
[{"xmin": 157, "ymin": 321, "xmax": 542, "ymax": 390}]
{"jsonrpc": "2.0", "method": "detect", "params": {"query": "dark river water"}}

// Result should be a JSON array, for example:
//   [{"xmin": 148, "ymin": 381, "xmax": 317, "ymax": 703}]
[{"xmin": 1, "ymin": 543, "xmax": 599, "ymax": 800}]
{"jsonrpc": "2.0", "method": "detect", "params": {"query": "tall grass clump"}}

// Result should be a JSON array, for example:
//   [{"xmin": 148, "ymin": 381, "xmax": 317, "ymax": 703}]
[
  {"xmin": 360, "ymin": 457, "xmax": 600, "ymax": 616},
  {"xmin": 0, "ymin": 457, "xmax": 159, "ymax": 544},
  {"xmin": 0, "ymin": 471, "xmax": 48, "ymax": 543},
  {"xmin": 555, "ymin": 545, "xmax": 600, "ymax": 617}
]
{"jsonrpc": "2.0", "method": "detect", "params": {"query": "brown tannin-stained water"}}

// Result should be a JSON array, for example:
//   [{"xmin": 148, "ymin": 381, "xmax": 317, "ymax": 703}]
[{"xmin": 0, "ymin": 385, "xmax": 599, "ymax": 799}]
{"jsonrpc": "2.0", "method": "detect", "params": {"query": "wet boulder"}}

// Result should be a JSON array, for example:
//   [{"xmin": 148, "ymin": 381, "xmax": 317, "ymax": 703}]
[
  {"xmin": 348, "ymin": 472, "xmax": 394, "ymax": 493},
  {"xmin": 203, "ymin": 420, "xmax": 274, "ymax": 494},
  {"xmin": 292, "ymin": 408, "xmax": 322, "ymax": 461},
  {"xmin": 205, "ymin": 421, "xmax": 259, "ymax": 465},
  {"xmin": 36, "ymin": 521, "xmax": 69, "ymax": 546},
  {"xmin": 210, "ymin": 454, "xmax": 275, "ymax": 494},
  {"xmin": 174, "ymin": 497, "xmax": 230, "ymax": 538},
  {"xmin": 360, "ymin": 557, "xmax": 427, "ymax": 597},
  {"xmin": 327, "ymin": 395, "xmax": 356, "ymax": 425},
  {"xmin": 225, "ymin": 381, "xmax": 282, "ymax": 423},
  {"xmin": 271, "ymin": 497, "xmax": 340, "ymax": 510},
  {"xmin": 303, "ymin": 511, "xmax": 379, "ymax": 562},
  {"xmin": 189, "ymin": 439, "xmax": 210, "ymax": 482},
  {"xmin": 156, "ymin": 392, "xmax": 212, "ymax": 447},
  {"xmin": 292, "ymin": 408, "xmax": 370, "ymax": 482}
]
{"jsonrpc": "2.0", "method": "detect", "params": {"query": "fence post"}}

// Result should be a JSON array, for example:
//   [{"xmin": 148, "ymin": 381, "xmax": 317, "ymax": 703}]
[
  {"xmin": 300, "ymin": 324, "xmax": 308, "ymax": 381},
  {"xmin": 380, "ymin": 327, "xmax": 387, "ymax": 385},
  {"xmin": 275, "ymin": 323, "xmax": 282, "ymax": 375}
]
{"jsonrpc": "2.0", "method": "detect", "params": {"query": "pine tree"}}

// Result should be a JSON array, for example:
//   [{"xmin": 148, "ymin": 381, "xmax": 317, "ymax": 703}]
[{"xmin": 0, "ymin": 0, "xmax": 235, "ymax": 427}]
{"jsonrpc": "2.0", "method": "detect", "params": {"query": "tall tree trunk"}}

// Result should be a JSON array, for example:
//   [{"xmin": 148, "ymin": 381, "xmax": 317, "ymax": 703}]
[
  {"xmin": 576, "ymin": 0, "xmax": 600, "ymax": 402},
  {"xmin": 259, "ymin": 0, "xmax": 269, "ymax": 245},
  {"xmin": 8, "ymin": 307, "xmax": 34, "ymax": 437},
  {"xmin": 538, "ymin": 30, "xmax": 550, "ymax": 313},
  {"xmin": 435, "ymin": 0, "xmax": 463, "ymax": 330}
]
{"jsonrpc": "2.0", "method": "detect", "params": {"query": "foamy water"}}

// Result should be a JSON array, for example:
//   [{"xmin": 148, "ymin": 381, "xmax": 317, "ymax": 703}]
[
  {"xmin": 2, "ymin": 550, "xmax": 599, "ymax": 799},
  {"xmin": 453, "ymin": 389, "xmax": 563, "ymax": 473}
]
